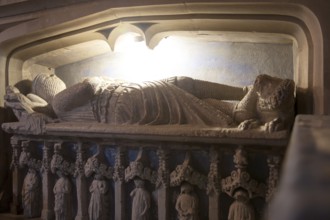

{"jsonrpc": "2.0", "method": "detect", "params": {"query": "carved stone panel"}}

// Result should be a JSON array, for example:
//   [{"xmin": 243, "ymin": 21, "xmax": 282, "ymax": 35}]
[
  {"xmin": 221, "ymin": 147, "xmax": 266, "ymax": 220},
  {"xmin": 51, "ymin": 143, "xmax": 74, "ymax": 220},
  {"xmin": 19, "ymin": 140, "xmax": 42, "ymax": 218},
  {"xmin": 170, "ymin": 152, "xmax": 207, "ymax": 220},
  {"xmin": 84, "ymin": 144, "xmax": 112, "ymax": 220}
]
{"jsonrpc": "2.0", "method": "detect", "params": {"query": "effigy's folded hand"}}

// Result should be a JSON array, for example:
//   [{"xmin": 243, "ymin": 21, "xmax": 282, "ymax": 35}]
[
  {"xmin": 264, "ymin": 117, "xmax": 284, "ymax": 133},
  {"xmin": 238, "ymin": 119, "xmax": 261, "ymax": 130},
  {"xmin": 4, "ymin": 89, "xmax": 34, "ymax": 113},
  {"xmin": 4, "ymin": 86, "xmax": 21, "ymax": 101}
]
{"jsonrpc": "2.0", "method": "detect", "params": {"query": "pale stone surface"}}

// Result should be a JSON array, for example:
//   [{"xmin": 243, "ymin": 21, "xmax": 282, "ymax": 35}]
[
  {"xmin": 1, "ymin": 73, "xmax": 295, "ymax": 220},
  {"xmin": 175, "ymin": 182, "xmax": 200, "ymax": 220},
  {"xmin": 56, "ymin": 41, "xmax": 293, "ymax": 88},
  {"xmin": 2, "ymin": 73, "xmax": 295, "ymax": 141},
  {"xmin": 53, "ymin": 176, "xmax": 72, "ymax": 220},
  {"xmin": 269, "ymin": 115, "xmax": 330, "ymax": 220},
  {"xmin": 130, "ymin": 179, "xmax": 151, "ymax": 220},
  {"xmin": 228, "ymin": 189, "xmax": 255, "ymax": 220},
  {"xmin": 21, "ymin": 169, "xmax": 41, "ymax": 218}
]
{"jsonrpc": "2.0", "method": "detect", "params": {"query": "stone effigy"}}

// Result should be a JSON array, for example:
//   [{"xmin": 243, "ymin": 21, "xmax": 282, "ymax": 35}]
[
  {"xmin": 2, "ymin": 73, "xmax": 295, "ymax": 135},
  {"xmin": 2, "ymin": 73, "xmax": 295, "ymax": 220}
]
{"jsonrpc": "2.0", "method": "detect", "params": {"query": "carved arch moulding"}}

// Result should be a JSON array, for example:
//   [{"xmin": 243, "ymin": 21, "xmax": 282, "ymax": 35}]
[{"xmin": 0, "ymin": 2, "xmax": 323, "ymax": 114}]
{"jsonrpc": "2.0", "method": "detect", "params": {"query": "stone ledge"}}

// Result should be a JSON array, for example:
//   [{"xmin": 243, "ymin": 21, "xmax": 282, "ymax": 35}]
[
  {"xmin": 269, "ymin": 114, "xmax": 330, "ymax": 220},
  {"xmin": 46, "ymin": 122, "xmax": 289, "ymax": 146}
]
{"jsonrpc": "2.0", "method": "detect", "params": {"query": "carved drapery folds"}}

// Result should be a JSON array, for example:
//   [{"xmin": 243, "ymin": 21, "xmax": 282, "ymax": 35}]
[{"xmin": 3, "ymin": 74, "xmax": 295, "ymax": 134}]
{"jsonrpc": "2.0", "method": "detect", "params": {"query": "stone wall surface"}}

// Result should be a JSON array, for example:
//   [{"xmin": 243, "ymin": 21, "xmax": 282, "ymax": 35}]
[{"xmin": 0, "ymin": 0, "xmax": 329, "ymax": 218}]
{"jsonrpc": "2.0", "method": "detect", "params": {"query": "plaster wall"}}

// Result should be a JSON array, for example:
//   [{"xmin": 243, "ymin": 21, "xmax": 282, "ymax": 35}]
[{"xmin": 56, "ymin": 40, "xmax": 293, "ymax": 88}]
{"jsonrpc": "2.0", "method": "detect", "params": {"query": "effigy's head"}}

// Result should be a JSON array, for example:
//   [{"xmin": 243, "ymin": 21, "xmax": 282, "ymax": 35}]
[
  {"xmin": 254, "ymin": 74, "xmax": 295, "ymax": 110},
  {"xmin": 32, "ymin": 73, "xmax": 66, "ymax": 103},
  {"xmin": 254, "ymin": 74, "xmax": 284, "ymax": 99}
]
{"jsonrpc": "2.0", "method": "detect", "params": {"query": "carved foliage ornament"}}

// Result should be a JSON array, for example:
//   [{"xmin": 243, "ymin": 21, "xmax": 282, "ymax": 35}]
[
  {"xmin": 19, "ymin": 141, "xmax": 42, "ymax": 171},
  {"xmin": 206, "ymin": 147, "xmax": 221, "ymax": 196},
  {"xmin": 155, "ymin": 148, "xmax": 170, "ymax": 189},
  {"xmin": 50, "ymin": 144, "xmax": 75, "ymax": 176},
  {"xmin": 41, "ymin": 142, "xmax": 53, "ymax": 174},
  {"xmin": 74, "ymin": 143, "xmax": 86, "ymax": 177},
  {"xmin": 113, "ymin": 147, "xmax": 126, "ymax": 182},
  {"xmin": 125, "ymin": 148, "xmax": 157, "ymax": 184},
  {"xmin": 84, "ymin": 156, "xmax": 113, "ymax": 180},
  {"xmin": 170, "ymin": 152, "xmax": 207, "ymax": 189},
  {"xmin": 222, "ymin": 147, "xmax": 266, "ymax": 198},
  {"xmin": 222, "ymin": 170, "xmax": 266, "ymax": 198}
]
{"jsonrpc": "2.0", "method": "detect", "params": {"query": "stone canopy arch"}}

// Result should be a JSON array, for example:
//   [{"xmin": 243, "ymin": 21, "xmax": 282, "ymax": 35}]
[{"xmin": 0, "ymin": 2, "xmax": 323, "ymax": 114}]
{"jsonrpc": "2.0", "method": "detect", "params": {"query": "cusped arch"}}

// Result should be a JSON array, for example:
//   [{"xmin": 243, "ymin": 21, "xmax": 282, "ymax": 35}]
[{"xmin": 108, "ymin": 23, "xmax": 146, "ymax": 51}]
